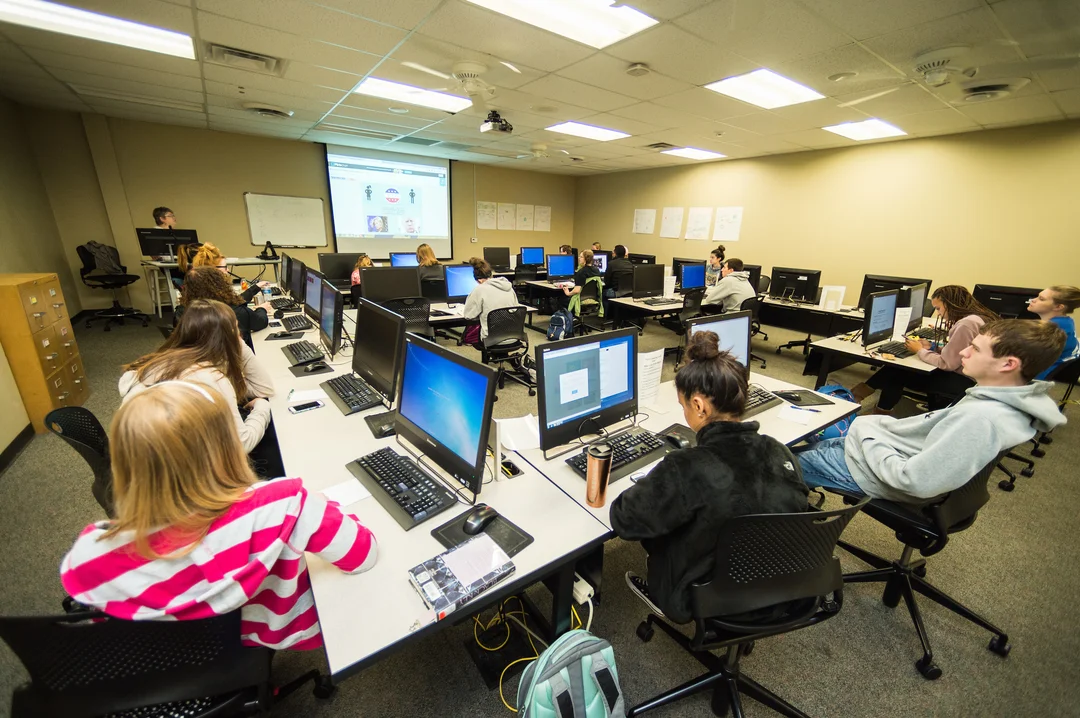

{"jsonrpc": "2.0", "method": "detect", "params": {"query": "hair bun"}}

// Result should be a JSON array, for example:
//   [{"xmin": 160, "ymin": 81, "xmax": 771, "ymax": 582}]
[{"xmin": 685, "ymin": 330, "xmax": 721, "ymax": 362}]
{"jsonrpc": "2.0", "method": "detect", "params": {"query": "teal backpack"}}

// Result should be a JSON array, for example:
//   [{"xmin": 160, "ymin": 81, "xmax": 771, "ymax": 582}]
[{"xmin": 518, "ymin": 629, "xmax": 625, "ymax": 718}]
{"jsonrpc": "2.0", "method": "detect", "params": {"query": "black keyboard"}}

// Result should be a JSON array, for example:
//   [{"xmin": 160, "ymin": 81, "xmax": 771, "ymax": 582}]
[
  {"xmin": 282, "ymin": 340, "xmax": 324, "ymax": 366},
  {"xmin": 566, "ymin": 427, "xmax": 667, "ymax": 483},
  {"xmin": 347, "ymin": 448, "xmax": 457, "ymax": 530},
  {"xmin": 322, "ymin": 374, "xmax": 381, "ymax": 415},
  {"xmin": 911, "ymin": 327, "xmax": 947, "ymax": 342},
  {"xmin": 282, "ymin": 314, "xmax": 312, "ymax": 332},
  {"xmin": 270, "ymin": 286, "xmax": 283, "ymax": 296},
  {"xmin": 642, "ymin": 297, "xmax": 677, "ymax": 306},
  {"xmin": 875, "ymin": 341, "xmax": 914, "ymax": 358},
  {"xmin": 270, "ymin": 297, "xmax": 297, "ymax": 310},
  {"xmin": 744, "ymin": 385, "xmax": 784, "ymax": 418}
]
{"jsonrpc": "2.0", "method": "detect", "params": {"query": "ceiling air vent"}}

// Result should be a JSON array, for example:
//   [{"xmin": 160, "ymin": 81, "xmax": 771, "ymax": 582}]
[
  {"xmin": 206, "ymin": 44, "xmax": 287, "ymax": 76},
  {"xmin": 314, "ymin": 123, "xmax": 397, "ymax": 140},
  {"xmin": 394, "ymin": 136, "xmax": 440, "ymax": 146},
  {"xmin": 464, "ymin": 147, "xmax": 521, "ymax": 159},
  {"xmin": 436, "ymin": 141, "xmax": 472, "ymax": 151},
  {"xmin": 644, "ymin": 142, "xmax": 677, "ymax": 151},
  {"xmin": 242, "ymin": 102, "xmax": 293, "ymax": 119}
]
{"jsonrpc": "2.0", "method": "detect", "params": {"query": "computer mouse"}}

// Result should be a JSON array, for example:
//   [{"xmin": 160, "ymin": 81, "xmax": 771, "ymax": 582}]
[
  {"xmin": 304, "ymin": 362, "xmax": 328, "ymax": 373},
  {"xmin": 664, "ymin": 433, "xmax": 690, "ymax": 450},
  {"xmin": 273, "ymin": 309, "xmax": 285, "ymax": 319},
  {"xmin": 270, "ymin": 331, "xmax": 292, "ymax": 339},
  {"xmin": 376, "ymin": 423, "xmax": 396, "ymax": 438},
  {"xmin": 463, "ymin": 504, "xmax": 499, "ymax": 535}
]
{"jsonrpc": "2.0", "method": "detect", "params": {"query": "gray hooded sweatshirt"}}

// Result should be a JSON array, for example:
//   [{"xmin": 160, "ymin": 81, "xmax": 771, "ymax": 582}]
[
  {"xmin": 463, "ymin": 275, "xmax": 519, "ymax": 340},
  {"xmin": 844, "ymin": 381, "xmax": 1065, "ymax": 503},
  {"xmin": 703, "ymin": 270, "xmax": 755, "ymax": 313}
]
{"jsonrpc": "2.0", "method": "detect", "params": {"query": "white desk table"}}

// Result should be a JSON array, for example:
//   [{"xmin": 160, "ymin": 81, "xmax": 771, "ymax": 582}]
[
  {"xmin": 141, "ymin": 257, "xmax": 281, "ymax": 317},
  {"xmin": 808, "ymin": 333, "xmax": 935, "ymax": 389}
]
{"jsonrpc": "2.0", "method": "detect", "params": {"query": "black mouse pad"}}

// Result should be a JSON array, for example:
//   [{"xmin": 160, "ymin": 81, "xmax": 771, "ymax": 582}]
[
  {"xmin": 363, "ymin": 410, "xmax": 397, "ymax": 439},
  {"xmin": 658, "ymin": 423, "xmax": 698, "ymax": 448},
  {"xmin": 265, "ymin": 332, "xmax": 299, "ymax": 341},
  {"xmin": 288, "ymin": 363, "xmax": 333, "ymax": 377},
  {"xmin": 774, "ymin": 389, "xmax": 834, "ymax": 407},
  {"xmin": 431, "ymin": 510, "xmax": 534, "ymax": 558}
]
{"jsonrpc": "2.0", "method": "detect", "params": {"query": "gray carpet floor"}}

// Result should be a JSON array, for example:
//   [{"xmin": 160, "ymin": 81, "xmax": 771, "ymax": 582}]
[{"xmin": 1, "ymin": 314, "xmax": 1078, "ymax": 717}]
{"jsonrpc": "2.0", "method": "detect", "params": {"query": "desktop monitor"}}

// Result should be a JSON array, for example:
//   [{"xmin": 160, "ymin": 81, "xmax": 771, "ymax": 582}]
[
  {"xmin": 318, "ymin": 277, "xmax": 343, "ymax": 359},
  {"xmin": 135, "ymin": 228, "xmax": 199, "ymax": 258},
  {"xmin": 353, "ymin": 298, "xmax": 406, "ymax": 407},
  {"xmin": 396, "ymin": 334, "xmax": 497, "ymax": 495},
  {"xmin": 628, "ymin": 253, "xmax": 656, "ymax": 265},
  {"xmin": 483, "ymin": 246, "xmax": 511, "ymax": 271},
  {"xmin": 318, "ymin": 252, "xmax": 363, "ymax": 281},
  {"xmin": 743, "ymin": 264, "xmax": 762, "ymax": 294},
  {"xmin": 547, "ymin": 254, "xmax": 575, "ymax": 280},
  {"xmin": 360, "ymin": 267, "xmax": 422, "ymax": 304},
  {"xmin": 671, "ymin": 258, "xmax": 704, "ymax": 287},
  {"xmin": 685, "ymin": 311, "xmax": 752, "ymax": 370},
  {"xmin": 858, "ymin": 274, "xmax": 933, "ymax": 309},
  {"xmin": 520, "ymin": 246, "xmax": 544, "ymax": 265},
  {"xmin": 445, "ymin": 265, "xmax": 479, "ymax": 303},
  {"xmin": 769, "ymin": 267, "xmax": 822, "ymax": 303},
  {"xmin": 280, "ymin": 253, "xmax": 293, "ymax": 292},
  {"xmin": 288, "ymin": 258, "xmax": 306, "ymax": 300},
  {"xmin": 632, "ymin": 264, "xmax": 665, "ymax": 299},
  {"xmin": 303, "ymin": 267, "xmax": 324, "ymax": 322},
  {"xmin": 680, "ymin": 263, "xmax": 706, "ymax": 290},
  {"xmin": 862, "ymin": 289, "xmax": 899, "ymax": 346},
  {"xmin": 973, "ymin": 284, "xmax": 1040, "ymax": 320},
  {"xmin": 535, "ymin": 328, "xmax": 638, "ymax": 452},
  {"xmin": 592, "ymin": 253, "xmax": 608, "ymax": 273},
  {"xmin": 389, "ymin": 252, "xmax": 420, "ymax": 267},
  {"xmin": 900, "ymin": 283, "xmax": 929, "ymax": 332}
]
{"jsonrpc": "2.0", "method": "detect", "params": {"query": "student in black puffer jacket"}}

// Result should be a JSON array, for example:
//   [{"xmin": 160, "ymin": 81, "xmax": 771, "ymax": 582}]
[{"xmin": 610, "ymin": 331, "xmax": 808, "ymax": 624}]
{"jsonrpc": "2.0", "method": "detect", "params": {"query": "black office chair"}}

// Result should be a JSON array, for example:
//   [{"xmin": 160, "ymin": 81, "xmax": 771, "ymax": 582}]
[
  {"xmin": 0, "ymin": 608, "xmax": 332, "ymax": 718},
  {"xmin": 480, "ymin": 307, "xmax": 535, "ymax": 397},
  {"xmin": 629, "ymin": 499, "xmax": 867, "ymax": 718},
  {"xmin": 383, "ymin": 297, "xmax": 435, "ymax": 341},
  {"xmin": 740, "ymin": 296, "xmax": 768, "ymax": 370},
  {"xmin": 420, "ymin": 278, "xmax": 447, "ymax": 301},
  {"xmin": 754, "ymin": 277, "xmax": 770, "ymax": 342},
  {"xmin": 835, "ymin": 459, "xmax": 1010, "ymax": 679},
  {"xmin": 610, "ymin": 269, "xmax": 635, "ymax": 299},
  {"xmin": 349, "ymin": 284, "xmax": 363, "ymax": 309},
  {"xmin": 44, "ymin": 407, "xmax": 114, "ymax": 517},
  {"xmin": 157, "ymin": 325, "xmax": 173, "ymax": 341},
  {"xmin": 756, "ymin": 275, "xmax": 771, "ymax": 297},
  {"xmin": 76, "ymin": 244, "xmax": 150, "ymax": 331},
  {"xmin": 663, "ymin": 289, "xmax": 706, "ymax": 365},
  {"xmin": 511, "ymin": 265, "xmax": 538, "ymax": 304},
  {"xmin": 575, "ymin": 279, "xmax": 605, "ymax": 335}
]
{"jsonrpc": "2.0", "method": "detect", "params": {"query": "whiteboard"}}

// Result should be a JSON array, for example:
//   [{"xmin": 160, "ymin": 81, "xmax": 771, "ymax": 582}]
[{"xmin": 244, "ymin": 193, "xmax": 328, "ymax": 247}]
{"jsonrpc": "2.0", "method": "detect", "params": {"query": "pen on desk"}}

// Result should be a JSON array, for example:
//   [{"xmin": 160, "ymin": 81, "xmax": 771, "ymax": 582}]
[{"xmin": 790, "ymin": 405, "xmax": 821, "ymax": 413}]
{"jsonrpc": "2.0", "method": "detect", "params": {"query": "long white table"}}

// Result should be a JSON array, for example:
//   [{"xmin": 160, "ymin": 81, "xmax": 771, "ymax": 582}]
[{"xmin": 808, "ymin": 332, "xmax": 936, "ymax": 389}]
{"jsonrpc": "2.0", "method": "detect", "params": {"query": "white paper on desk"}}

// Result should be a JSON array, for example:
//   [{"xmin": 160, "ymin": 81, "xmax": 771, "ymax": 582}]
[
  {"xmin": 287, "ymin": 388, "xmax": 328, "ymax": 404},
  {"xmin": 534, "ymin": 205, "xmax": 551, "ymax": 232},
  {"xmin": 660, "ymin": 207, "xmax": 683, "ymax": 238},
  {"xmin": 637, "ymin": 349, "xmax": 664, "ymax": 409},
  {"xmin": 320, "ymin": 479, "xmax": 371, "ymax": 507},
  {"xmin": 663, "ymin": 276, "xmax": 677, "ymax": 298},
  {"xmin": 443, "ymin": 534, "xmax": 511, "ymax": 587},
  {"xmin": 777, "ymin": 405, "xmax": 812, "ymax": 425},
  {"xmin": 685, "ymin": 207, "xmax": 712, "ymax": 240},
  {"xmin": 632, "ymin": 208, "xmax": 656, "ymax": 234},
  {"xmin": 476, "ymin": 201, "xmax": 497, "ymax": 230},
  {"xmin": 499, "ymin": 414, "xmax": 540, "ymax": 451},
  {"xmin": 892, "ymin": 308, "xmax": 912, "ymax": 341}
]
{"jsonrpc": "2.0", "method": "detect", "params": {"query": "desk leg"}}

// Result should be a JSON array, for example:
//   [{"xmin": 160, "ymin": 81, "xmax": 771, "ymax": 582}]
[
  {"xmin": 546, "ymin": 562, "xmax": 577, "ymax": 640},
  {"xmin": 143, "ymin": 266, "xmax": 160, "ymax": 318},
  {"xmin": 815, "ymin": 350, "xmax": 832, "ymax": 389}
]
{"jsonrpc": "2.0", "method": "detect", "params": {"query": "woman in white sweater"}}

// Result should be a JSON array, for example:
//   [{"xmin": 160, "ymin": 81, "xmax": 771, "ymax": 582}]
[{"xmin": 119, "ymin": 299, "xmax": 275, "ymax": 456}]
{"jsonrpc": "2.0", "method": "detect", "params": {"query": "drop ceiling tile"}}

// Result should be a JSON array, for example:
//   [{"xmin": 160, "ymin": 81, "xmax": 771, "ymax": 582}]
[
  {"xmin": 609, "ymin": 0, "xmax": 711, "ymax": 21},
  {"xmin": 207, "ymin": 105, "xmax": 319, "ymax": 128},
  {"xmin": 889, "ymin": 107, "xmax": 979, "ymax": 135},
  {"xmin": 417, "ymin": 1, "xmax": 594, "ymax": 72},
  {"xmin": 202, "ymin": 66, "xmax": 348, "ymax": 104},
  {"xmin": 804, "ymin": 0, "xmax": 983, "ymax": 40},
  {"xmin": 719, "ymin": 112, "xmax": 806, "ymax": 136},
  {"xmin": 517, "ymin": 75, "xmax": 636, "ymax": 112},
  {"xmin": 52, "ymin": 70, "xmax": 205, "ymax": 105},
  {"xmin": 770, "ymin": 100, "xmax": 870, "ymax": 129},
  {"xmin": 85, "ymin": 99, "xmax": 207, "ymax": 125},
  {"xmin": 653, "ymin": 87, "xmax": 758, "ymax": 122},
  {"xmin": 281, "ymin": 62, "xmax": 362, "ymax": 92},
  {"xmin": 0, "ymin": 59, "xmax": 52, "ymax": 83},
  {"xmin": 197, "ymin": 0, "xmax": 407, "ymax": 56},
  {"xmin": 556, "ymin": 53, "xmax": 692, "ymax": 101},
  {"xmin": 769, "ymin": 44, "xmax": 908, "ymax": 98},
  {"xmin": 989, "ymin": 0, "xmax": 1080, "ymax": 57},
  {"xmin": 959, "ymin": 94, "xmax": 1064, "ymax": 126},
  {"xmin": 327, "ymin": 109, "xmax": 433, "ymax": 131},
  {"xmin": 5, "ymin": 94, "xmax": 92, "ymax": 112},
  {"xmin": 474, "ymin": 87, "xmax": 595, "ymax": 121},
  {"xmin": 388, "ymin": 35, "xmax": 542, "ymax": 91},
  {"xmin": 1051, "ymin": 89, "xmax": 1080, "ymax": 116},
  {"xmin": 606, "ymin": 25, "xmax": 758, "ymax": 86},
  {"xmin": 1036, "ymin": 67, "xmax": 1080, "ymax": 93},
  {"xmin": 674, "ymin": 0, "xmax": 851, "ymax": 66},
  {"xmin": 204, "ymin": 80, "xmax": 337, "ymax": 114},
  {"xmin": 313, "ymin": 0, "xmax": 443, "ymax": 29},
  {"xmin": 727, "ymin": 134, "xmax": 807, "ymax": 154},
  {"xmin": 336, "ymin": 92, "xmax": 460, "ymax": 122},
  {"xmin": 207, "ymin": 120, "xmax": 308, "ymax": 139},
  {"xmin": 0, "ymin": 41, "xmax": 32, "ymax": 63},
  {"xmin": 59, "ymin": 0, "xmax": 196, "ymax": 34},
  {"xmin": 834, "ymin": 83, "xmax": 951, "ymax": 118},
  {"xmin": 774, "ymin": 128, "xmax": 853, "ymax": 148},
  {"xmin": 573, "ymin": 112, "xmax": 668, "ymax": 136},
  {"xmin": 0, "ymin": 82, "xmax": 82, "ymax": 102},
  {"xmin": 861, "ymin": 8, "xmax": 1017, "ymax": 70},
  {"xmin": 438, "ymin": 107, "xmax": 553, "ymax": 131},
  {"xmin": 27, "ymin": 49, "xmax": 202, "ymax": 90},
  {"xmin": 2, "ymin": 25, "xmax": 201, "ymax": 71}
]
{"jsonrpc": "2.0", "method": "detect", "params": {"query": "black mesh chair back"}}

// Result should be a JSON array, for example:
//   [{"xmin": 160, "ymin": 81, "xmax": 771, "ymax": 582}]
[
  {"xmin": 739, "ymin": 295, "xmax": 761, "ymax": 321},
  {"xmin": 420, "ymin": 278, "xmax": 447, "ymax": 301},
  {"xmin": 926, "ymin": 459, "xmax": 996, "ymax": 539},
  {"xmin": 349, "ymin": 284, "xmax": 362, "ymax": 309},
  {"xmin": 44, "ymin": 407, "xmax": 114, "ymax": 516},
  {"xmin": 679, "ymin": 288, "xmax": 704, "ymax": 321},
  {"xmin": 610, "ymin": 269, "xmax": 635, "ymax": 298},
  {"xmin": 691, "ymin": 499, "xmax": 867, "ymax": 623},
  {"xmin": 756, "ymin": 275, "xmax": 771, "ymax": 296},
  {"xmin": 1046, "ymin": 357, "xmax": 1079, "ymax": 408},
  {"xmin": 483, "ymin": 306, "xmax": 528, "ymax": 350},
  {"xmin": 0, "ymin": 610, "xmax": 271, "ymax": 718},
  {"xmin": 383, "ymin": 297, "xmax": 433, "ymax": 339}
]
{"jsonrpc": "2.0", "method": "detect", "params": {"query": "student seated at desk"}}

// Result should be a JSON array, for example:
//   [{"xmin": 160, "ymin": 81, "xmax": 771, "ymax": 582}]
[
  {"xmin": 798, "ymin": 319, "xmax": 1066, "ymax": 503},
  {"xmin": 174, "ymin": 267, "xmax": 269, "ymax": 349},
  {"xmin": 559, "ymin": 244, "xmax": 573, "ymax": 255},
  {"xmin": 416, "ymin": 243, "xmax": 443, "ymax": 282},
  {"xmin": 463, "ymin": 257, "xmax": 519, "ymax": 343},
  {"xmin": 703, "ymin": 257, "xmax": 755, "ymax": 312},
  {"xmin": 350, "ymin": 253, "xmax": 373, "ymax": 285},
  {"xmin": 603, "ymin": 244, "xmax": 634, "ymax": 296},
  {"xmin": 1028, "ymin": 285, "xmax": 1080, "ymax": 379},
  {"xmin": 704, "ymin": 244, "xmax": 726, "ymax": 287},
  {"xmin": 561, "ymin": 250, "xmax": 601, "ymax": 308},
  {"xmin": 854, "ymin": 285, "xmax": 999, "ymax": 413},
  {"xmin": 191, "ymin": 243, "xmax": 267, "ymax": 303},
  {"xmin": 609, "ymin": 331, "xmax": 808, "ymax": 623},
  {"xmin": 60, "ymin": 381, "xmax": 377, "ymax": 650}
]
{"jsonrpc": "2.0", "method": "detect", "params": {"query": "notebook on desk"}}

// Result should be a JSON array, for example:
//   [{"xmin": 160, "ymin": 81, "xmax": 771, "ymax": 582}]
[{"xmin": 407, "ymin": 534, "xmax": 515, "ymax": 621}]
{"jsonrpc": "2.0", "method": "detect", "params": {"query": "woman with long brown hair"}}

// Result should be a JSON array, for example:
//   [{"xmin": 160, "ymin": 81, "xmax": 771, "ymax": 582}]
[
  {"xmin": 176, "ymin": 266, "xmax": 268, "ymax": 347},
  {"xmin": 120, "ymin": 299, "xmax": 274, "ymax": 454},
  {"xmin": 416, "ymin": 242, "xmax": 442, "ymax": 282},
  {"xmin": 191, "ymin": 243, "xmax": 266, "ymax": 302},
  {"xmin": 61, "ymin": 381, "xmax": 377, "ymax": 650}
]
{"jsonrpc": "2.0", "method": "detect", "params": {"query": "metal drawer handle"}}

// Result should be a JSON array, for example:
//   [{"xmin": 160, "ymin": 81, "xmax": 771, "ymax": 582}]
[
  {"xmin": 44, "ymin": 353, "xmax": 59, "ymax": 361},
  {"xmin": 52, "ymin": 302, "xmax": 64, "ymax": 308},
  {"xmin": 57, "ymin": 392, "xmax": 70, "ymax": 401},
  {"xmin": 32, "ymin": 311, "xmax": 46, "ymax": 318}
]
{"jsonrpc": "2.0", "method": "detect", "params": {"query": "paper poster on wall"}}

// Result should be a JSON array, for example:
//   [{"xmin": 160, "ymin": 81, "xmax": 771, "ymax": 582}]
[
  {"xmin": 516, "ymin": 204, "xmax": 534, "ymax": 231},
  {"xmin": 534, "ymin": 205, "xmax": 551, "ymax": 232},
  {"xmin": 476, "ymin": 201, "xmax": 497, "ymax": 230},
  {"xmin": 713, "ymin": 206, "xmax": 744, "ymax": 242},
  {"xmin": 632, "ymin": 208, "xmax": 656, "ymax": 234},
  {"xmin": 497, "ymin": 203, "xmax": 516, "ymax": 230},
  {"xmin": 685, "ymin": 207, "xmax": 713, "ymax": 240},
  {"xmin": 659, "ymin": 207, "xmax": 684, "ymax": 238}
]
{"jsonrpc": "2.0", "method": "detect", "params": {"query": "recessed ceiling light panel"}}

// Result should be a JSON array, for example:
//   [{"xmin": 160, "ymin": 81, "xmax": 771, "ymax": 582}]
[
  {"xmin": 545, "ymin": 121, "xmax": 629, "ymax": 141},
  {"xmin": 705, "ymin": 69, "xmax": 824, "ymax": 109},
  {"xmin": 822, "ymin": 118, "xmax": 907, "ymax": 141},
  {"xmin": 661, "ymin": 147, "xmax": 726, "ymax": 160},
  {"xmin": 463, "ymin": 0, "xmax": 658, "ymax": 49},
  {"xmin": 354, "ymin": 78, "xmax": 472, "ymax": 113}
]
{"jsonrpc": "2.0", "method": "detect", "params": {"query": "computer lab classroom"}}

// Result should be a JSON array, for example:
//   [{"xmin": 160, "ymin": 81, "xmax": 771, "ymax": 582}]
[{"xmin": 1, "ymin": 1, "xmax": 1079, "ymax": 716}]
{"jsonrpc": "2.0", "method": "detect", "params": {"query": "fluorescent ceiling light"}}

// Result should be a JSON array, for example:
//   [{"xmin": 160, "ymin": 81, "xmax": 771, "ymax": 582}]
[
  {"xmin": 705, "ymin": 69, "xmax": 824, "ymax": 109},
  {"xmin": 0, "ymin": 0, "xmax": 195, "ymax": 59},
  {"xmin": 822, "ymin": 118, "xmax": 907, "ymax": 141},
  {"xmin": 463, "ymin": 0, "xmax": 657, "ymax": 49},
  {"xmin": 546, "ymin": 121, "xmax": 629, "ymax": 141},
  {"xmin": 661, "ymin": 147, "xmax": 726, "ymax": 161},
  {"xmin": 353, "ymin": 77, "xmax": 472, "ymax": 114}
]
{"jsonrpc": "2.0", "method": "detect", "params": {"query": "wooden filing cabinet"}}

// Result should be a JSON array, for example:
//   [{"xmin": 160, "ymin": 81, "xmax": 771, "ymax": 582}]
[{"xmin": 0, "ymin": 273, "xmax": 88, "ymax": 432}]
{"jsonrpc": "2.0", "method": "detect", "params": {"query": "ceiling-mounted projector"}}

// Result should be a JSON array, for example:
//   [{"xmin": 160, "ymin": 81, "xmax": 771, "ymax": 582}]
[{"xmin": 480, "ymin": 109, "xmax": 513, "ymax": 134}]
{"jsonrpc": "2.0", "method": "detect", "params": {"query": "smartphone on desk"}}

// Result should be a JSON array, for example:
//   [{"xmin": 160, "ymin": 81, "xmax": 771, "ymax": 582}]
[{"xmin": 288, "ymin": 400, "xmax": 324, "ymax": 414}]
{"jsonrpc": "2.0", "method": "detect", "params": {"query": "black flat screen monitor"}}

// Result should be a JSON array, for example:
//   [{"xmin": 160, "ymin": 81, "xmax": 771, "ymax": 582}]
[
  {"xmin": 973, "ymin": 284, "xmax": 1040, "ymax": 320},
  {"xmin": 769, "ymin": 267, "xmax": 821, "ymax": 303},
  {"xmin": 520, "ymin": 247, "xmax": 545, "ymax": 265},
  {"xmin": 288, "ymin": 258, "xmax": 306, "ymax": 300},
  {"xmin": 680, "ymin": 263, "xmax": 706, "ymax": 290},
  {"xmin": 671, "ymin": 258, "xmax": 704, "ymax": 287},
  {"xmin": 318, "ymin": 252, "xmax": 362, "ymax": 281},
  {"xmin": 863, "ymin": 290, "xmax": 899, "ymax": 346},
  {"xmin": 628, "ymin": 253, "xmax": 656, "ymax": 265},
  {"xmin": 535, "ymin": 328, "xmax": 637, "ymax": 452},
  {"xmin": 360, "ymin": 267, "xmax": 421, "ymax": 304},
  {"xmin": 390, "ymin": 252, "xmax": 420, "ymax": 267},
  {"xmin": 135, "ymin": 228, "xmax": 199, "ymax": 258},
  {"xmin": 685, "ymin": 311, "xmax": 752, "ymax": 371},
  {"xmin": 280, "ymin": 253, "xmax": 293, "ymax": 293},
  {"xmin": 900, "ymin": 283, "xmax": 929, "ymax": 332},
  {"xmin": 445, "ymin": 265, "xmax": 479, "ymax": 303},
  {"xmin": 318, "ymin": 277, "xmax": 343, "ymax": 358},
  {"xmin": 352, "ymin": 298, "xmax": 406, "ymax": 406},
  {"xmin": 547, "ymin": 254, "xmax": 575, "ymax": 280},
  {"xmin": 483, "ymin": 246, "xmax": 511, "ymax": 271},
  {"xmin": 396, "ymin": 335, "xmax": 497, "ymax": 495},
  {"xmin": 858, "ymin": 274, "xmax": 933, "ymax": 309},
  {"xmin": 303, "ymin": 267, "xmax": 324, "ymax": 322},
  {"xmin": 743, "ymin": 264, "xmax": 762, "ymax": 294},
  {"xmin": 632, "ymin": 264, "xmax": 665, "ymax": 299},
  {"xmin": 591, "ymin": 253, "xmax": 608, "ymax": 273}
]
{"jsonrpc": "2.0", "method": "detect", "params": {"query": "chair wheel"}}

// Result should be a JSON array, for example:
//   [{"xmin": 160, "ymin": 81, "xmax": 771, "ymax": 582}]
[
  {"xmin": 775, "ymin": 347, "xmax": 782, "ymax": 355},
  {"xmin": 881, "ymin": 580, "xmax": 902, "ymax": 608},
  {"xmin": 1031, "ymin": 448, "xmax": 1045, "ymax": 458},
  {"xmin": 916, "ymin": 657, "xmax": 942, "ymax": 680},
  {"xmin": 1020, "ymin": 467, "xmax": 1034, "ymax": 478},
  {"xmin": 1040, "ymin": 435, "xmax": 1053, "ymax": 445},
  {"xmin": 913, "ymin": 565, "xmax": 927, "ymax": 578},
  {"xmin": 738, "ymin": 641, "xmax": 754, "ymax": 657},
  {"xmin": 636, "ymin": 621, "xmax": 653, "ymax": 642},
  {"xmin": 988, "ymin": 635, "xmax": 1011, "ymax": 657},
  {"xmin": 760, "ymin": 362, "xmax": 766, "ymax": 369},
  {"xmin": 529, "ymin": 389, "xmax": 536, "ymax": 397},
  {"xmin": 998, "ymin": 479, "xmax": 1015, "ymax": 491}
]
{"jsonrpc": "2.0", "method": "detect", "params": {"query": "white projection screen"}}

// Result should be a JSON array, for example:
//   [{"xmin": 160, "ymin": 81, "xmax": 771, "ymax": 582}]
[{"xmin": 325, "ymin": 145, "xmax": 452, "ymax": 258}]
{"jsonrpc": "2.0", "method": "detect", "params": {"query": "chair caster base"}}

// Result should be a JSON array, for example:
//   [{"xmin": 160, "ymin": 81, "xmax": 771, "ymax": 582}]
[
  {"xmin": 636, "ymin": 621, "xmax": 654, "ymax": 642},
  {"xmin": 916, "ymin": 656, "xmax": 942, "ymax": 680},
  {"xmin": 738, "ymin": 641, "xmax": 754, "ymax": 657},
  {"xmin": 1020, "ymin": 467, "xmax": 1034, "ymax": 478},
  {"xmin": 998, "ymin": 480, "xmax": 1015, "ymax": 492},
  {"xmin": 1031, "ymin": 447, "xmax": 1046, "ymax": 457},
  {"xmin": 988, "ymin": 635, "xmax": 1011, "ymax": 657}
]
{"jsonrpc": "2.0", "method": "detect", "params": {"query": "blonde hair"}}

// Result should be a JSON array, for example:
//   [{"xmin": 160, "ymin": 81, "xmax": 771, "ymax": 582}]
[
  {"xmin": 1048, "ymin": 285, "xmax": 1080, "ymax": 314},
  {"xmin": 104, "ymin": 382, "xmax": 257, "ymax": 558},
  {"xmin": 354, "ymin": 253, "xmax": 373, "ymax": 271},
  {"xmin": 416, "ymin": 243, "xmax": 438, "ymax": 267},
  {"xmin": 191, "ymin": 242, "xmax": 225, "ymax": 268}
]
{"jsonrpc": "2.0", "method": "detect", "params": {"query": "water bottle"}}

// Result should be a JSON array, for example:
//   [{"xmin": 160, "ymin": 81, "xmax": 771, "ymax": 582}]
[{"xmin": 262, "ymin": 286, "xmax": 273, "ymax": 304}]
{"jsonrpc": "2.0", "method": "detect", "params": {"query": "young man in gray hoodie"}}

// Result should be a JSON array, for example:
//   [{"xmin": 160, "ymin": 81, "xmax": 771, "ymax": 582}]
[
  {"xmin": 703, "ymin": 258, "xmax": 756, "ymax": 313},
  {"xmin": 798, "ymin": 319, "xmax": 1066, "ymax": 503},
  {"xmin": 462, "ymin": 257, "xmax": 519, "ymax": 341}
]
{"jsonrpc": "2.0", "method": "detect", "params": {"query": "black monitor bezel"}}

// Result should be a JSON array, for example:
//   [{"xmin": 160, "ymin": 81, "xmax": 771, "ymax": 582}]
[
  {"xmin": 135, "ymin": 228, "xmax": 199, "ymax": 257},
  {"xmin": 302, "ymin": 267, "xmax": 325, "ymax": 322},
  {"xmin": 628, "ymin": 253, "xmax": 656, "ymax": 265},
  {"xmin": 684, "ymin": 310, "xmax": 753, "ymax": 376},
  {"xmin": 862, "ymin": 289, "xmax": 900, "ymax": 346},
  {"xmin": 280, "ymin": 253, "xmax": 293, "ymax": 293},
  {"xmin": 444, "ymin": 265, "xmax": 478, "ymax": 303},
  {"xmin": 535, "ymin": 327, "xmax": 638, "ymax": 452},
  {"xmin": 632, "ymin": 264, "xmax": 666, "ymax": 299},
  {"xmin": 679, "ymin": 262, "xmax": 707, "ymax": 290},
  {"xmin": 972, "ymin": 284, "xmax": 1041, "ymax": 320},
  {"xmin": 318, "ymin": 252, "xmax": 363, "ymax": 281},
  {"xmin": 395, "ymin": 334, "xmax": 498, "ymax": 495},
  {"xmin": 352, "ymin": 298, "xmax": 406, "ymax": 405},
  {"xmin": 671, "ymin": 257, "xmax": 705, "ymax": 286},
  {"xmin": 858, "ymin": 274, "xmax": 934, "ymax": 309},
  {"xmin": 389, "ymin": 252, "xmax": 420, "ymax": 267},
  {"xmin": 546, "ymin": 254, "xmax": 575, "ymax": 280},
  {"xmin": 360, "ymin": 266, "xmax": 422, "ymax": 304},
  {"xmin": 519, "ymin": 246, "xmax": 545, "ymax": 265},
  {"xmin": 288, "ymin": 258, "xmax": 306, "ymax": 300},
  {"xmin": 483, "ymin": 246, "xmax": 512, "ymax": 270},
  {"xmin": 900, "ymin": 283, "xmax": 929, "ymax": 332},
  {"xmin": 318, "ymin": 277, "xmax": 343, "ymax": 358},
  {"xmin": 742, "ymin": 264, "xmax": 762, "ymax": 294},
  {"xmin": 592, "ymin": 253, "xmax": 608, "ymax": 273},
  {"xmin": 769, "ymin": 267, "xmax": 822, "ymax": 302}
]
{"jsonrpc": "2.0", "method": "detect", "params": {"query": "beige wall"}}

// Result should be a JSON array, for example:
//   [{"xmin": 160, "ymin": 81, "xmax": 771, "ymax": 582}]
[
  {"xmin": 575, "ymin": 119, "xmax": 1080, "ymax": 301},
  {"xmin": 0, "ymin": 342, "xmax": 31, "ymax": 454}
]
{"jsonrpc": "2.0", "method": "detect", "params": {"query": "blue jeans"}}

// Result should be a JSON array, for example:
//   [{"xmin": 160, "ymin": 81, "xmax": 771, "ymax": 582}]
[{"xmin": 797, "ymin": 438, "xmax": 865, "ymax": 496}]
